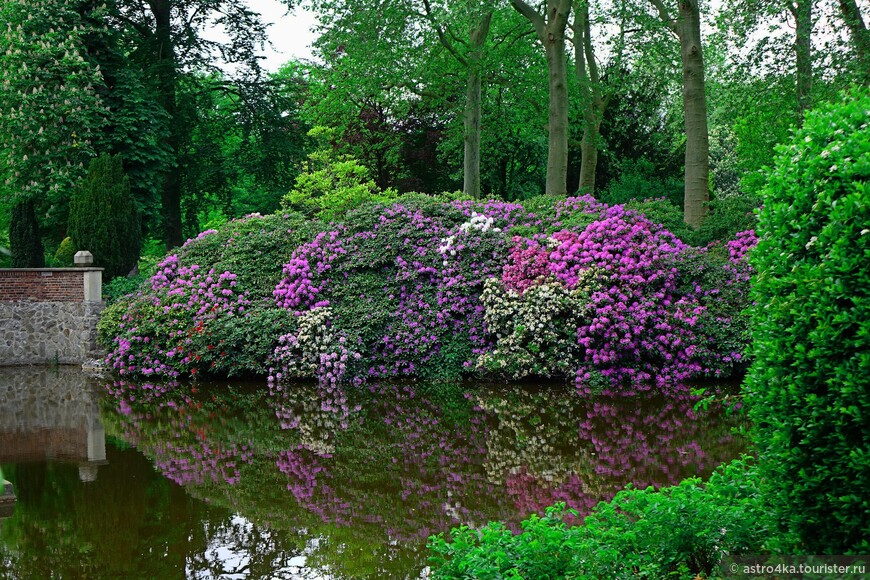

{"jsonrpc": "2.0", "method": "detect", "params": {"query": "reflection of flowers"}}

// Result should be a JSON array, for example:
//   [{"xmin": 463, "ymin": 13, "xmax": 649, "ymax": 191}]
[
  {"xmin": 104, "ymin": 378, "xmax": 746, "ymax": 562},
  {"xmin": 476, "ymin": 387, "xmax": 743, "ymax": 521},
  {"xmin": 104, "ymin": 380, "xmax": 256, "ymax": 488},
  {"xmin": 269, "ymin": 380, "xmax": 358, "ymax": 453},
  {"xmin": 153, "ymin": 440, "xmax": 253, "ymax": 486}
]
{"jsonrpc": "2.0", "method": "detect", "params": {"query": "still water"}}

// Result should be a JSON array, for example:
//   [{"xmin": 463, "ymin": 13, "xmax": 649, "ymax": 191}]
[{"xmin": 0, "ymin": 366, "xmax": 746, "ymax": 578}]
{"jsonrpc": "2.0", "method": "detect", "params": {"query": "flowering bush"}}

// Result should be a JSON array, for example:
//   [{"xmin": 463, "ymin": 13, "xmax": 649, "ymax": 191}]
[
  {"xmin": 103, "ymin": 195, "xmax": 755, "ymax": 394},
  {"xmin": 269, "ymin": 198, "xmax": 529, "ymax": 382},
  {"xmin": 477, "ymin": 278, "xmax": 595, "ymax": 379}
]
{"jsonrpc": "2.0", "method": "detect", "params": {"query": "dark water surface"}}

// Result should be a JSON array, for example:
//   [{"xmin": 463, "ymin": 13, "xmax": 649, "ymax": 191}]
[{"xmin": 0, "ymin": 366, "xmax": 747, "ymax": 578}]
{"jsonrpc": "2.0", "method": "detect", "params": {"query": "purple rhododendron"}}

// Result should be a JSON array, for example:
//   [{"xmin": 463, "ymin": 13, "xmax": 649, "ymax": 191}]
[{"xmin": 109, "ymin": 196, "xmax": 756, "ymax": 397}]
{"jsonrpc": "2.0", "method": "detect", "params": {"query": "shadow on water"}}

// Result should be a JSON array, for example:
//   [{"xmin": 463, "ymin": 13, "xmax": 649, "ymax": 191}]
[{"xmin": 0, "ymin": 366, "xmax": 748, "ymax": 579}]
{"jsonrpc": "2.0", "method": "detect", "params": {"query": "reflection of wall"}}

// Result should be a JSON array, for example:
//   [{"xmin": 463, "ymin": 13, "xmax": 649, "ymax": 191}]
[
  {"xmin": 0, "ymin": 366, "xmax": 107, "ymax": 481},
  {"xmin": 0, "ymin": 268, "xmax": 103, "ymax": 365},
  {"xmin": 0, "ymin": 477, "xmax": 14, "ymax": 519}
]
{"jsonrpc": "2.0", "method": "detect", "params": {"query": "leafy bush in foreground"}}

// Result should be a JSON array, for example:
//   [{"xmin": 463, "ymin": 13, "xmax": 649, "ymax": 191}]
[
  {"xmin": 428, "ymin": 457, "xmax": 766, "ymax": 579},
  {"xmin": 747, "ymin": 90, "xmax": 870, "ymax": 554}
]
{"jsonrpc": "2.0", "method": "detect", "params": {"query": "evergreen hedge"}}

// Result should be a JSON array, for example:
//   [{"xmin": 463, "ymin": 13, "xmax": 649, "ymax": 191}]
[
  {"xmin": 69, "ymin": 154, "xmax": 141, "ymax": 280},
  {"xmin": 747, "ymin": 90, "xmax": 870, "ymax": 553},
  {"xmin": 10, "ymin": 199, "xmax": 44, "ymax": 268}
]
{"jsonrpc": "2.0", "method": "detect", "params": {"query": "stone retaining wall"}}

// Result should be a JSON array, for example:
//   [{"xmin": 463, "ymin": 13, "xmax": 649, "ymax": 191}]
[{"xmin": 0, "ymin": 268, "xmax": 104, "ymax": 365}]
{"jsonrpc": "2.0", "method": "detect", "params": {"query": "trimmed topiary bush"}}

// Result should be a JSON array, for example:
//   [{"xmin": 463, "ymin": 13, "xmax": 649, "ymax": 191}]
[
  {"xmin": 747, "ymin": 90, "xmax": 870, "ymax": 554},
  {"xmin": 53, "ymin": 236, "xmax": 76, "ymax": 267},
  {"xmin": 69, "ymin": 154, "xmax": 141, "ymax": 280}
]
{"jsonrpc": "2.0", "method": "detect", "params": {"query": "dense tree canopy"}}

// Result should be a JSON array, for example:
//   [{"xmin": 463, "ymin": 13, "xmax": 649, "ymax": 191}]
[{"xmin": 0, "ymin": 0, "xmax": 865, "ymax": 264}]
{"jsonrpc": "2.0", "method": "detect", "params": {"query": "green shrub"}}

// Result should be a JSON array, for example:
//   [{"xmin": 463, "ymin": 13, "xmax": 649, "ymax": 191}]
[
  {"xmin": 97, "ymin": 298, "xmax": 129, "ymax": 349},
  {"xmin": 624, "ymin": 198, "xmax": 694, "ymax": 242},
  {"xmin": 53, "ymin": 236, "xmax": 76, "ymax": 267},
  {"xmin": 281, "ymin": 126, "xmax": 398, "ymax": 222},
  {"xmin": 600, "ymin": 158, "xmax": 684, "ymax": 209},
  {"xmin": 177, "ymin": 212, "xmax": 319, "ymax": 300},
  {"xmin": 69, "ymin": 154, "xmax": 141, "ymax": 280},
  {"xmin": 746, "ymin": 90, "xmax": 870, "ymax": 554},
  {"xmin": 428, "ymin": 457, "xmax": 766, "ymax": 578},
  {"xmin": 692, "ymin": 193, "xmax": 759, "ymax": 247},
  {"xmin": 102, "ymin": 274, "xmax": 143, "ymax": 305}
]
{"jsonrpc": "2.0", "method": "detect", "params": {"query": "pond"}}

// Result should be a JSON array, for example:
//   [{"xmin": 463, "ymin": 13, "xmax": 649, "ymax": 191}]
[{"xmin": 0, "ymin": 366, "xmax": 746, "ymax": 578}]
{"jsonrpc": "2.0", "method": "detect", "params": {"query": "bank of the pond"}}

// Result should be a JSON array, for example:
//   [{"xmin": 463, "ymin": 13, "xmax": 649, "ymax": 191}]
[
  {"xmin": 100, "ymin": 194, "xmax": 755, "ymax": 399},
  {"xmin": 1, "ymin": 365, "xmax": 749, "ymax": 578}
]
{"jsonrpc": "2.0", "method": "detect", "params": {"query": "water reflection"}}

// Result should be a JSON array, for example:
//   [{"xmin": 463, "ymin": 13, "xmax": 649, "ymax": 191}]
[
  {"xmin": 0, "ymin": 367, "xmax": 747, "ymax": 578},
  {"xmin": 0, "ymin": 366, "xmax": 106, "ymax": 481}
]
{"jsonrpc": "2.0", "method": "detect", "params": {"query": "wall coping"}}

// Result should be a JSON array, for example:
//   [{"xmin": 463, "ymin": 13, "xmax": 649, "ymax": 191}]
[{"xmin": 0, "ymin": 268, "xmax": 104, "ymax": 273}]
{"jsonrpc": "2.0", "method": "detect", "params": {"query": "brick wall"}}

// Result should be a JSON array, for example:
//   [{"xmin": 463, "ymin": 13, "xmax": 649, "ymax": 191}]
[
  {"xmin": 0, "ymin": 268, "xmax": 104, "ymax": 364},
  {"xmin": 0, "ymin": 269, "xmax": 92, "ymax": 302}
]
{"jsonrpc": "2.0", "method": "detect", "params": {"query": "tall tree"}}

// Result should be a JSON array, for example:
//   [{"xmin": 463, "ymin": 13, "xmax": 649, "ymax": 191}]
[
  {"xmin": 0, "ymin": 0, "xmax": 107, "ymax": 266},
  {"xmin": 509, "ymin": 0, "xmax": 574, "ymax": 197},
  {"xmin": 571, "ymin": 0, "xmax": 623, "ymax": 194},
  {"xmin": 421, "ymin": 1, "xmax": 494, "ymax": 199},
  {"xmin": 793, "ymin": 0, "xmax": 814, "ymax": 118},
  {"xmin": 108, "ymin": 0, "xmax": 293, "ymax": 249},
  {"xmin": 647, "ymin": 0, "xmax": 710, "ymax": 227},
  {"xmin": 836, "ymin": 0, "xmax": 869, "ymax": 84}
]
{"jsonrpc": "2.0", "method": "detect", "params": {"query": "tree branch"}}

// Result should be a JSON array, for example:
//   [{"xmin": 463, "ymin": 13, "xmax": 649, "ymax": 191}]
[
  {"xmin": 421, "ymin": 0, "xmax": 468, "ymax": 66},
  {"xmin": 510, "ymin": 0, "xmax": 547, "ymax": 41},
  {"xmin": 647, "ymin": 0, "xmax": 679, "ymax": 36}
]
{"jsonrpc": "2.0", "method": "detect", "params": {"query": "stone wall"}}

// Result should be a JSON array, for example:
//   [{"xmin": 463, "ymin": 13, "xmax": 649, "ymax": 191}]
[{"xmin": 0, "ymin": 268, "xmax": 104, "ymax": 365}]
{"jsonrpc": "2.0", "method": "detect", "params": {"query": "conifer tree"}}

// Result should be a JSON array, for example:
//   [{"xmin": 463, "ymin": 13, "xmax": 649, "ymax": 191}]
[{"xmin": 69, "ymin": 154, "xmax": 141, "ymax": 280}]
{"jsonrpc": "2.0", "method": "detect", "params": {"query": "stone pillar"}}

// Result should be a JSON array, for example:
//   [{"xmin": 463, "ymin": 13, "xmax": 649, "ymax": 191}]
[{"xmin": 75, "ymin": 251, "xmax": 102, "ymax": 302}]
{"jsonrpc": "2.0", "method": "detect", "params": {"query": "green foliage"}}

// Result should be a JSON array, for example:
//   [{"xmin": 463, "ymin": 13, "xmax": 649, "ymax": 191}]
[
  {"xmin": 54, "ymin": 237, "xmax": 77, "ymax": 267},
  {"xmin": 97, "ymin": 299, "xmax": 130, "ymax": 349},
  {"xmin": 98, "ymin": 213, "xmax": 321, "ymax": 377},
  {"xmin": 177, "ymin": 212, "xmax": 319, "ymax": 300},
  {"xmin": 623, "ymin": 198, "xmax": 693, "ymax": 243},
  {"xmin": 600, "ymin": 158, "xmax": 684, "ymax": 209},
  {"xmin": 675, "ymin": 245, "xmax": 753, "ymax": 375},
  {"xmin": 0, "ymin": 0, "xmax": 107, "ymax": 207},
  {"xmin": 281, "ymin": 127, "xmax": 399, "ymax": 222},
  {"xmin": 177, "ymin": 68, "xmax": 309, "ymax": 236},
  {"xmin": 692, "ymin": 193, "xmax": 759, "ymax": 247},
  {"xmin": 10, "ymin": 200, "xmax": 45, "ymax": 268},
  {"xmin": 747, "ymin": 90, "xmax": 870, "ymax": 554},
  {"xmin": 429, "ymin": 457, "xmax": 766, "ymax": 578},
  {"xmin": 102, "ymin": 275, "xmax": 142, "ymax": 305},
  {"xmin": 69, "ymin": 154, "xmax": 141, "ymax": 280}
]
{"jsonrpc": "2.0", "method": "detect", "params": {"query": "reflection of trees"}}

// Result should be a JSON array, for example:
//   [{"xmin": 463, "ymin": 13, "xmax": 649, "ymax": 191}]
[
  {"xmin": 89, "ymin": 378, "xmax": 746, "ymax": 578},
  {"xmin": 0, "ymin": 447, "xmax": 205, "ymax": 578}
]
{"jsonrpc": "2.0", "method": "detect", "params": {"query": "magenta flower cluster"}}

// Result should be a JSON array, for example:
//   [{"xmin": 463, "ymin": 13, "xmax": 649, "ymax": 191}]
[{"xmin": 107, "ymin": 253, "xmax": 251, "ymax": 377}]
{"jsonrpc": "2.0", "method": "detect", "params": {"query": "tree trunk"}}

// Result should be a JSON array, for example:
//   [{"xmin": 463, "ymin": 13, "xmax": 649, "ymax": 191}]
[
  {"xmin": 573, "ymin": 2, "xmax": 606, "ymax": 194},
  {"xmin": 838, "ymin": 0, "xmax": 869, "ymax": 83},
  {"xmin": 677, "ymin": 0, "xmax": 710, "ymax": 229},
  {"xmin": 463, "ymin": 12, "xmax": 493, "ymax": 200},
  {"xmin": 10, "ymin": 199, "xmax": 45, "ymax": 268},
  {"xmin": 794, "ymin": 0, "xmax": 813, "ymax": 121},
  {"xmin": 545, "ymin": 38, "xmax": 570, "ymax": 197},
  {"xmin": 510, "ymin": 0, "xmax": 573, "ymax": 197},
  {"xmin": 150, "ymin": 0, "xmax": 183, "ymax": 249}
]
